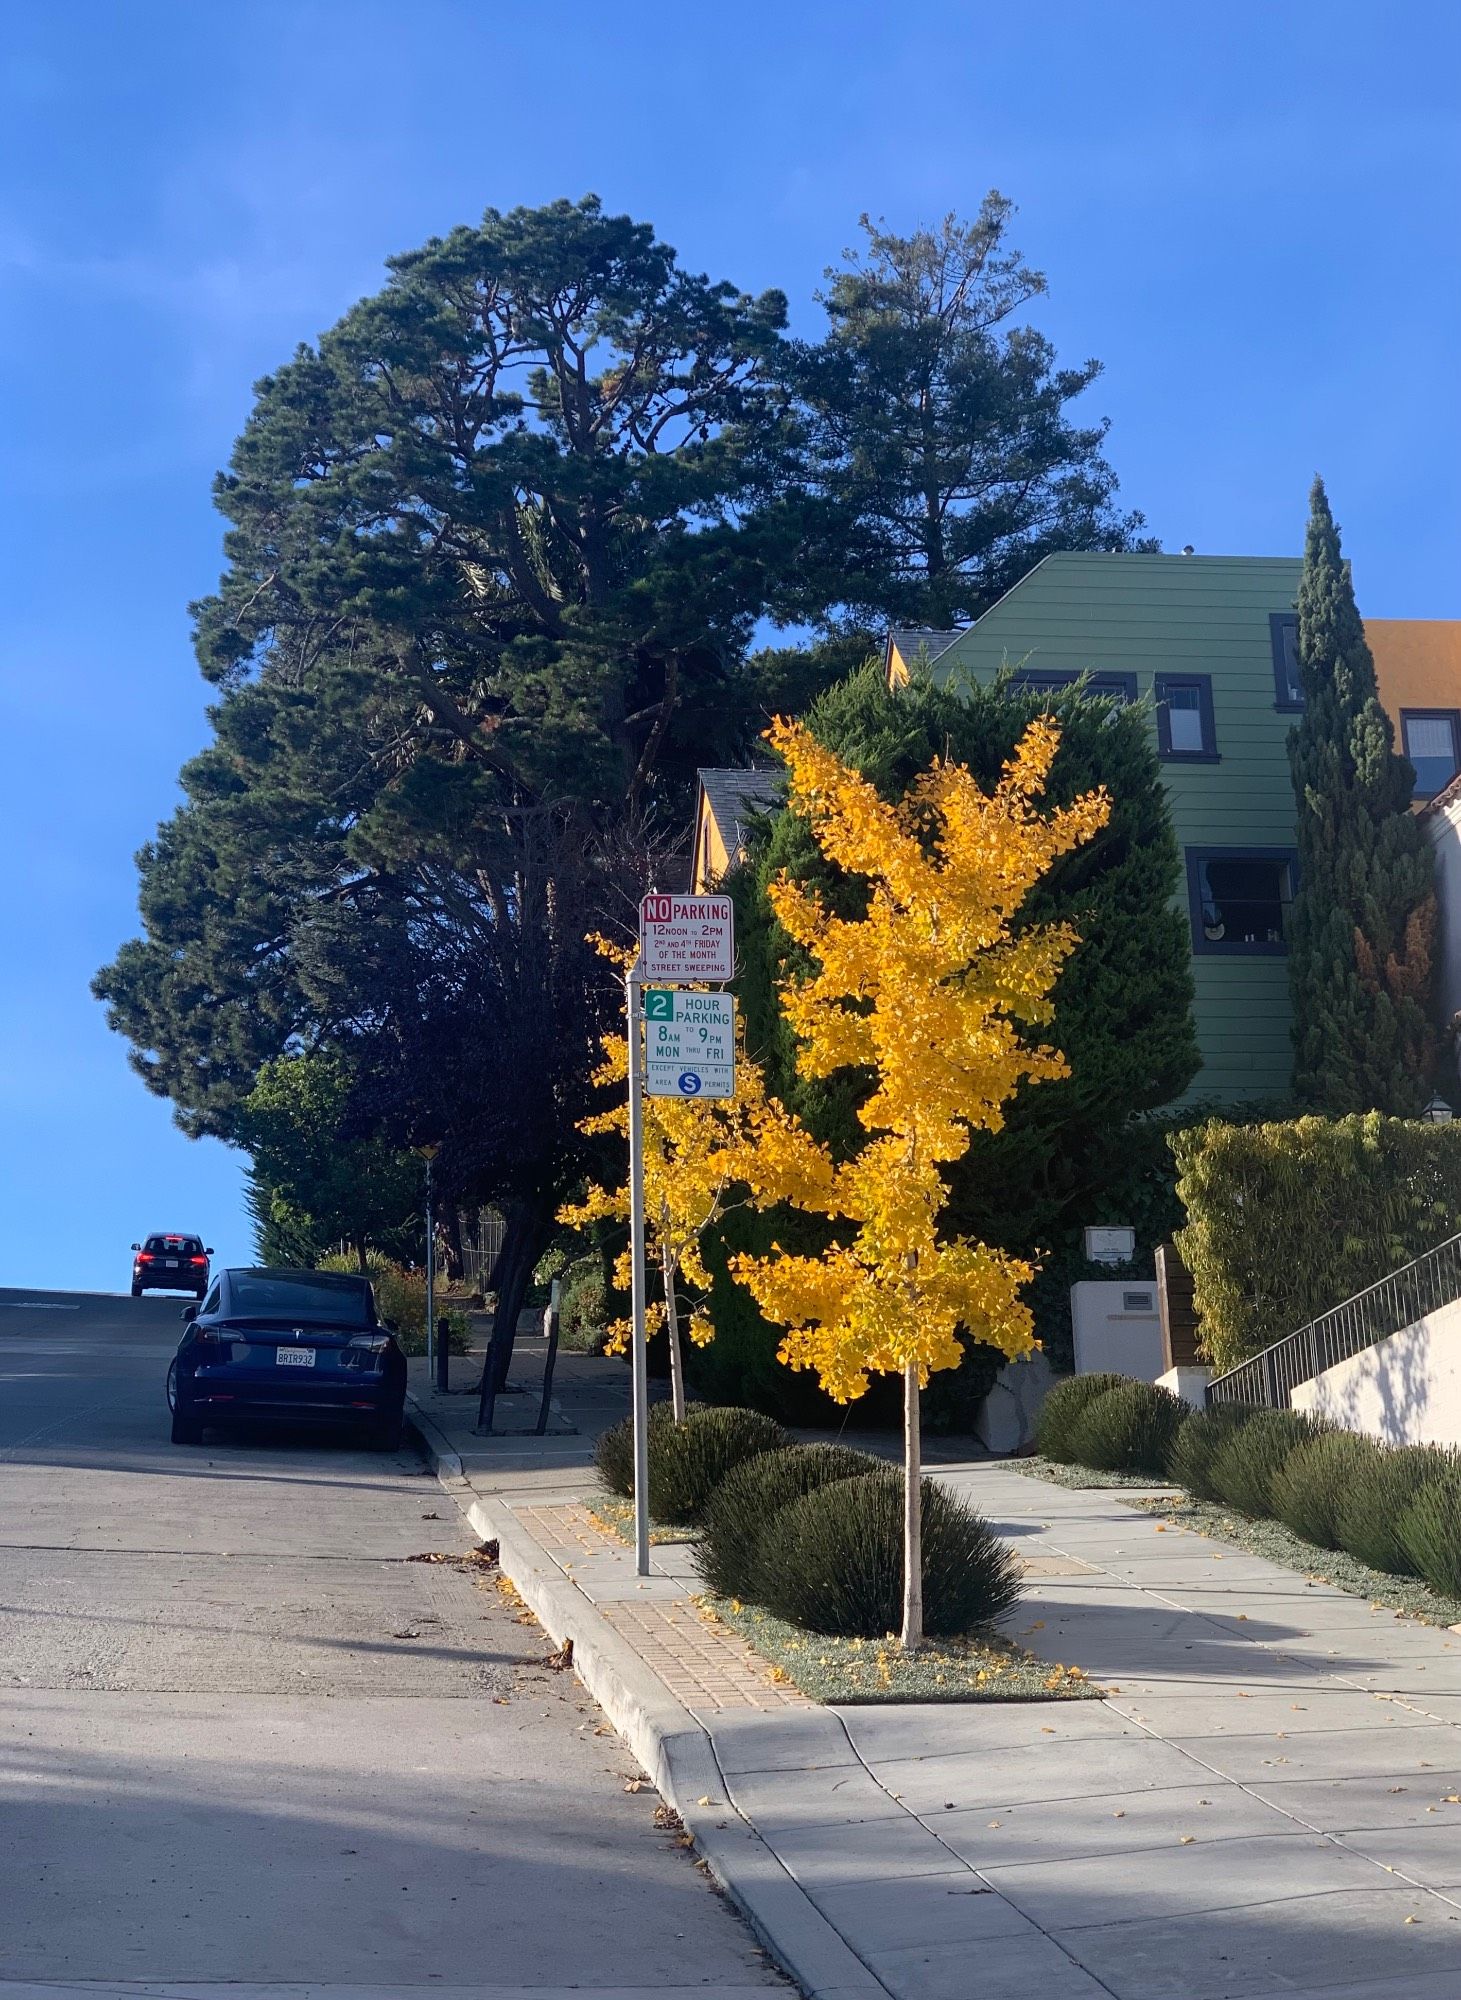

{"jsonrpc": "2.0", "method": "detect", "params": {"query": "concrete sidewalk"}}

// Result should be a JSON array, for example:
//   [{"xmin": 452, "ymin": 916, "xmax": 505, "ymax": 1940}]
[{"xmin": 409, "ymin": 1352, "xmax": 1461, "ymax": 2000}]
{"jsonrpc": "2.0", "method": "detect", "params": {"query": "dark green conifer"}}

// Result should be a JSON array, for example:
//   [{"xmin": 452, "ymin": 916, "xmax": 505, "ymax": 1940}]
[{"xmin": 1288, "ymin": 478, "xmax": 1438, "ymax": 1113}]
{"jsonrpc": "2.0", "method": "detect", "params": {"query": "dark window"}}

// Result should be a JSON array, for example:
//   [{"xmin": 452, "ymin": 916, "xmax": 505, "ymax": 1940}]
[
  {"xmin": 201, "ymin": 1284, "xmax": 221, "ymax": 1316},
  {"xmin": 146, "ymin": 1235, "xmax": 201, "ymax": 1256},
  {"xmin": 1270, "ymin": 613, "xmax": 1303, "ymax": 710},
  {"xmin": 1186, "ymin": 848, "xmax": 1297, "ymax": 954},
  {"xmin": 1401, "ymin": 711, "xmax": 1461, "ymax": 799},
  {"xmin": 227, "ymin": 1271, "xmax": 374, "ymax": 1324},
  {"xmin": 1008, "ymin": 669, "xmax": 1138, "ymax": 705},
  {"xmin": 1155, "ymin": 674, "xmax": 1218, "ymax": 760}
]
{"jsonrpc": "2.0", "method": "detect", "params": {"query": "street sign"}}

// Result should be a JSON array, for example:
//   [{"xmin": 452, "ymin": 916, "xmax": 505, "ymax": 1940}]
[
  {"xmin": 638, "ymin": 893, "xmax": 734, "ymax": 983},
  {"xmin": 644, "ymin": 989, "xmax": 735, "ymax": 1098}
]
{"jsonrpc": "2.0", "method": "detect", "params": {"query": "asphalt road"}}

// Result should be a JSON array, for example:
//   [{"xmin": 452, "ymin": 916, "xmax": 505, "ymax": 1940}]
[{"xmin": 0, "ymin": 1286, "xmax": 782, "ymax": 1999}]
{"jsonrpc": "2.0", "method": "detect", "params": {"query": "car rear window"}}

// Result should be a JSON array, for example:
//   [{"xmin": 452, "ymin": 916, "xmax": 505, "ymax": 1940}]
[
  {"xmin": 228, "ymin": 1272, "xmax": 373, "ymax": 1324},
  {"xmin": 146, "ymin": 1236, "xmax": 202, "ymax": 1256}
]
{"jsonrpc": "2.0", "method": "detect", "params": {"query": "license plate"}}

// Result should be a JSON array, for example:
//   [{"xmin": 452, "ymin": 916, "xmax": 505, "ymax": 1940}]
[
  {"xmin": 162, "ymin": 1259, "xmax": 178, "ymax": 1269},
  {"xmin": 276, "ymin": 1347, "xmax": 315, "ymax": 1368}
]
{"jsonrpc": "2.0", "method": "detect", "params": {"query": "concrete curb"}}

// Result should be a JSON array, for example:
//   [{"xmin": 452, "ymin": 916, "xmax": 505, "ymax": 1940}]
[{"xmin": 405, "ymin": 1396, "xmax": 888, "ymax": 2000}]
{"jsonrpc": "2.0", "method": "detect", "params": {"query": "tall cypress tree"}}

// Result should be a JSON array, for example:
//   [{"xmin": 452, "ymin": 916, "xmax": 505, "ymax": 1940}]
[{"xmin": 1288, "ymin": 477, "xmax": 1438, "ymax": 1114}]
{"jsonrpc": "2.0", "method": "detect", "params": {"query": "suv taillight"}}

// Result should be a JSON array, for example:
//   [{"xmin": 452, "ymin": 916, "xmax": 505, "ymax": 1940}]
[{"xmin": 190, "ymin": 1256, "xmax": 207, "ymax": 1266}]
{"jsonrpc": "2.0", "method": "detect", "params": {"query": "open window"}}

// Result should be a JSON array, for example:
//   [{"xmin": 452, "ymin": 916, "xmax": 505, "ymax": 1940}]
[
  {"xmin": 1155, "ymin": 674, "xmax": 1218, "ymax": 760},
  {"xmin": 1186, "ymin": 848, "xmax": 1297, "ymax": 954},
  {"xmin": 1401, "ymin": 711, "xmax": 1461, "ymax": 800}
]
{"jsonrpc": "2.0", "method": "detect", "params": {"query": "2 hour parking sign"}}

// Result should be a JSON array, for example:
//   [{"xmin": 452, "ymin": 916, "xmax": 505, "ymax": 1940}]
[{"xmin": 643, "ymin": 989, "xmax": 735, "ymax": 1098}]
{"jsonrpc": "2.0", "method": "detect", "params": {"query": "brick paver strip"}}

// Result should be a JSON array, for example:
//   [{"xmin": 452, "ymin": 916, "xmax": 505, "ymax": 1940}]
[
  {"xmin": 601, "ymin": 1600, "xmax": 809, "ymax": 1711},
  {"xmin": 518, "ymin": 1502, "xmax": 809, "ymax": 1713},
  {"xmin": 515, "ymin": 1501, "xmax": 617, "ymax": 1558}
]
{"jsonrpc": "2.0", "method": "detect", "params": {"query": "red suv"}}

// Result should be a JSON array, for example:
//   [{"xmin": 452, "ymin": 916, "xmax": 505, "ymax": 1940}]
[{"xmin": 132, "ymin": 1234, "xmax": 213, "ymax": 1298}]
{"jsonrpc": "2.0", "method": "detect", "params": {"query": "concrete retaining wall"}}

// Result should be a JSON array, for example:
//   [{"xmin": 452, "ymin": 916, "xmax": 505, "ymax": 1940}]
[{"xmin": 1291, "ymin": 1294, "xmax": 1461, "ymax": 1445}]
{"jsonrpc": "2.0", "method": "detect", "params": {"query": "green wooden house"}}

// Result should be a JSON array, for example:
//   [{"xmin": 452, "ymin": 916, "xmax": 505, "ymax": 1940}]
[{"xmin": 887, "ymin": 551, "xmax": 1309, "ymax": 1103}]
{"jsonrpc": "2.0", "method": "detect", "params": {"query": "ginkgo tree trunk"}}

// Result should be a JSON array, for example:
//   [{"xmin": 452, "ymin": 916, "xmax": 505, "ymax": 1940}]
[{"xmin": 731, "ymin": 716, "xmax": 1109, "ymax": 1648}]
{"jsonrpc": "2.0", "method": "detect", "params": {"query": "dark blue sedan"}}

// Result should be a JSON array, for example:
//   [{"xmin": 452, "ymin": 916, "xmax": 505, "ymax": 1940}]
[{"xmin": 166, "ymin": 1267, "xmax": 408, "ymax": 1450}]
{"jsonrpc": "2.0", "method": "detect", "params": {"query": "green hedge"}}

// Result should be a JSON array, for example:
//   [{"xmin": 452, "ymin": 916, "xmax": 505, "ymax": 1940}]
[{"xmin": 1172, "ymin": 1113, "xmax": 1461, "ymax": 1374}]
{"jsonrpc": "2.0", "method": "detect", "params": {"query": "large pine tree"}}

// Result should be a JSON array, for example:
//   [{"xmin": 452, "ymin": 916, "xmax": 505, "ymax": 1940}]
[
  {"xmin": 1288, "ymin": 477, "xmax": 1439, "ymax": 1114},
  {"xmin": 93, "ymin": 196, "xmax": 795, "ymax": 1376},
  {"xmin": 783, "ymin": 200, "xmax": 1152, "ymax": 633}
]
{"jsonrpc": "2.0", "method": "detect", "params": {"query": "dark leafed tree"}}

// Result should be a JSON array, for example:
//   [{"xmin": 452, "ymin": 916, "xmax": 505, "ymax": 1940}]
[
  {"xmin": 694, "ymin": 661, "xmax": 1198, "ymax": 1417},
  {"xmin": 787, "ymin": 198, "xmax": 1152, "ymax": 634},
  {"xmin": 94, "ymin": 196, "xmax": 795, "ymax": 1392},
  {"xmin": 1288, "ymin": 477, "xmax": 1439, "ymax": 1115},
  {"xmin": 240, "ymin": 1051, "xmax": 422, "ymax": 1271}
]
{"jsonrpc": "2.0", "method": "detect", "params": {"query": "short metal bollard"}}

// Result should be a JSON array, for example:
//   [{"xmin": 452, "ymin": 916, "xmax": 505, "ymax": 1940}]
[{"xmin": 535, "ymin": 1280, "xmax": 561, "ymax": 1437}]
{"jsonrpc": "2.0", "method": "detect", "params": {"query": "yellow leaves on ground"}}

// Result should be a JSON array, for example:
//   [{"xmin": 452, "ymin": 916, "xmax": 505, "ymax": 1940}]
[{"xmin": 732, "ymin": 716, "xmax": 1109, "ymax": 1403}]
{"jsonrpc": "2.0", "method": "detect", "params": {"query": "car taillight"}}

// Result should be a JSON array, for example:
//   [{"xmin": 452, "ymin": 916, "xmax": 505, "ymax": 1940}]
[{"xmin": 190, "ymin": 1256, "xmax": 207, "ymax": 1266}]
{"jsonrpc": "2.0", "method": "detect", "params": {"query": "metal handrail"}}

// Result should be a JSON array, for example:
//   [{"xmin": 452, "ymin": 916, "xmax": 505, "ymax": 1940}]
[{"xmin": 1206, "ymin": 1231, "xmax": 1461, "ymax": 1411}]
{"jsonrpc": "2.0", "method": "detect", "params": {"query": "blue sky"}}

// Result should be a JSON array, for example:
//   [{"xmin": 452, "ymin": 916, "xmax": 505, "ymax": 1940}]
[{"xmin": 1, "ymin": 2, "xmax": 1457, "ymax": 1291}]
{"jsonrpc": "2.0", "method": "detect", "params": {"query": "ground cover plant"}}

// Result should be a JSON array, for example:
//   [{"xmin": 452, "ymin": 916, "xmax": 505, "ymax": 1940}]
[
  {"xmin": 704, "ymin": 1595, "xmax": 1098, "ymax": 1704},
  {"xmin": 597, "ymin": 1427, "xmax": 1046, "ymax": 1696},
  {"xmin": 1128, "ymin": 1491, "xmax": 1461, "ymax": 1632},
  {"xmin": 1031, "ymin": 1372, "xmax": 1461, "ymax": 1609},
  {"xmin": 1017, "ymin": 1459, "xmax": 1168, "ymax": 1491}
]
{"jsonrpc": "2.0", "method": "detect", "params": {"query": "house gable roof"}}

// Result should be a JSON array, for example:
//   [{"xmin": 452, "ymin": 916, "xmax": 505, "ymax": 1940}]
[{"xmin": 696, "ymin": 767, "xmax": 784, "ymax": 848}]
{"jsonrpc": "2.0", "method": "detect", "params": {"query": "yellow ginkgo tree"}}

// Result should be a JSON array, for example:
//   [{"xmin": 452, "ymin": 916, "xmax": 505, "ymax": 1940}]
[
  {"xmin": 730, "ymin": 715, "xmax": 1110, "ymax": 1647},
  {"xmin": 560, "ymin": 943, "xmax": 831, "ymax": 1421}
]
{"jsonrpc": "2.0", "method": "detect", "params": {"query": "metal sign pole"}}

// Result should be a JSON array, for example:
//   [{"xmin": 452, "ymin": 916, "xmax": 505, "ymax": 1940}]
[
  {"xmin": 424, "ymin": 1152, "xmax": 436, "ymax": 1382},
  {"xmin": 625, "ymin": 953, "xmax": 651, "ymax": 1577}
]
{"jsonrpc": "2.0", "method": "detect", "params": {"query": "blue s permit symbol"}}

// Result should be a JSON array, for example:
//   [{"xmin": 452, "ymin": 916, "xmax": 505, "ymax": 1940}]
[{"xmin": 678, "ymin": 1071, "xmax": 703, "ymax": 1094}]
